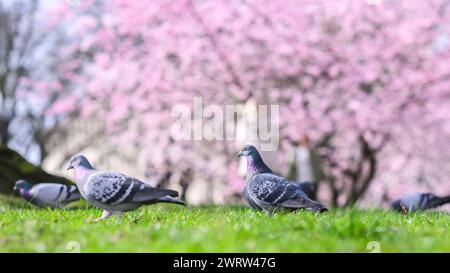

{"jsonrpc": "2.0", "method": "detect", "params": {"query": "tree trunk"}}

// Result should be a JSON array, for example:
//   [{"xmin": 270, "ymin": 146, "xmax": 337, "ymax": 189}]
[
  {"xmin": 344, "ymin": 136, "xmax": 378, "ymax": 206},
  {"xmin": 0, "ymin": 145, "xmax": 72, "ymax": 194},
  {"xmin": 0, "ymin": 118, "xmax": 10, "ymax": 146}
]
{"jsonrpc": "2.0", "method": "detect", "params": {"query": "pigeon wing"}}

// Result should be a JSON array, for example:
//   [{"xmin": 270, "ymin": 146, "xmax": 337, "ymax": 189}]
[
  {"xmin": 248, "ymin": 173, "xmax": 297, "ymax": 205},
  {"xmin": 419, "ymin": 193, "xmax": 440, "ymax": 210},
  {"xmin": 243, "ymin": 187, "xmax": 263, "ymax": 210},
  {"xmin": 248, "ymin": 173, "xmax": 326, "ymax": 211},
  {"xmin": 31, "ymin": 183, "xmax": 72, "ymax": 207},
  {"xmin": 84, "ymin": 172, "xmax": 177, "ymax": 206},
  {"xmin": 400, "ymin": 193, "xmax": 423, "ymax": 211}
]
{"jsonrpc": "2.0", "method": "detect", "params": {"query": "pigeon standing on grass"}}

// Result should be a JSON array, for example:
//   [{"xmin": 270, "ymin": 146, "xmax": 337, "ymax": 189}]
[
  {"xmin": 237, "ymin": 144, "xmax": 328, "ymax": 215},
  {"xmin": 391, "ymin": 192, "xmax": 450, "ymax": 213},
  {"xmin": 66, "ymin": 154, "xmax": 185, "ymax": 221},
  {"xmin": 13, "ymin": 180, "xmax": 81, "ymax": 208}
]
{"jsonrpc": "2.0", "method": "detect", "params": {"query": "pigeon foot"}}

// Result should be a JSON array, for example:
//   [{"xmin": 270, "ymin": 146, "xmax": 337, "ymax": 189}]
[
  {"xmin": 94, "ymin": 210, "xmax": 112, "ymax": 222},
  {"xmin": 114, "ymin": 212, "xmax": 123, "ymax": 223}
]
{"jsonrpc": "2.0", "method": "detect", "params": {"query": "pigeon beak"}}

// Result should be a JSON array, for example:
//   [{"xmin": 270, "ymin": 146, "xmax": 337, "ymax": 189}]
[
  {"xmin": 237, "ymin": 151, "xmax": 243, "ymax": 157},
  {"xmin": 66, "ymin": 163, "xmax": 73, "ymax": 171}
]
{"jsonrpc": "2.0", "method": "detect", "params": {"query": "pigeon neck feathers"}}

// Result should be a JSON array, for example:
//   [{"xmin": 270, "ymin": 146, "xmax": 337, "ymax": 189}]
[
  {"xmin": 19, "ymin": 188, "xmax": 33, "ymax": 201},
  {"xmin": 246, "ymin": 152, "xmax": 272, "ymax": 177},
  {"xmin": 74, "ymin": 165, "xmax": 94, "ymax": 181}
]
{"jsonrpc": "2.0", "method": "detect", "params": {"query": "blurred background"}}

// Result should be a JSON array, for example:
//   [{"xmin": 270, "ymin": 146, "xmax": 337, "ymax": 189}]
[{"xmin": 1, "ymin": 0, "xmax": 449, "ymax": 208}]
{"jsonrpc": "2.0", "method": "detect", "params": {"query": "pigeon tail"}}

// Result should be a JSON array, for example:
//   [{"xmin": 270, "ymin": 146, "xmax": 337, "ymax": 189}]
[
  {"xmin": 156, "ymin": 196, "xmax": 186, "ymax": 206},
  {"xmin": 67, "ymin": 185, "xmax": 82, "ymax": 202},
  {"xmin": 429, "ymin": 195, "xmax": 450, "ymax": 208},
  {"xmin": 132, "ymin": 188, "xmax": 179, "ymax": 203},
  {"xmin": 281, "ymin": 196, "xmax": 328, "ymax": 213}
]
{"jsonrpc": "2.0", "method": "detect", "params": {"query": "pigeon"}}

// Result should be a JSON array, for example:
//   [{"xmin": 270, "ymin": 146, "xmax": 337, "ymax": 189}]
[
  {"xmin": 13, "ymin": 180, "xmax": 81, "ymax": 208},
  {"xmin": 237, "ymin": 144, "xmax": 328, "ymax": 215},
  {"xmin": 391, "ymin": 192, "xmax": 450, "ymax": 213},
  {"xmin": 66, "ymin": 154, "xmax": 185, "ymax": 221}
]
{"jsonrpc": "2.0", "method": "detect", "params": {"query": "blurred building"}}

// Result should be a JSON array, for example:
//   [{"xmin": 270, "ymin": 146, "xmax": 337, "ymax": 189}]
[
  {"xmin": 42, "ymin": 118, "xmax": 147, "ymax": 182},
  {"xmin": 42, "ymin": 117, "xmax": 229, "ymax": 204}
]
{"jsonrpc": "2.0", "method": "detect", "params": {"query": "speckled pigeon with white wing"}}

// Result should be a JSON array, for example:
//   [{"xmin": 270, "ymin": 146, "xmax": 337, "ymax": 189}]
[
  {"xmin": 238, "ymin": 144, "xmax": 327, "ymax": 215},
  {"xmin": 13, "ymin": 180, "xmax": 81, "ymax": 208},
  {"xmin": 66, "ymin": 154, "xmax": 185, "ymax": 221}
]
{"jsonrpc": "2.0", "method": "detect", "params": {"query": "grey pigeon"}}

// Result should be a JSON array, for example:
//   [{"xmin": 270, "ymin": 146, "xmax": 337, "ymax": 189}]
[
  {"xmin": 391, "ymin": 192, "xmax": 450, "ymax": 213},
  {"xmin": 237, "ymin": 144, "xmax": 328, "ymax": 215},
  {"xmin": 13, "ymin": 180, "xmax": 81, "ymax": 208},
  {"xmin": 66, "ymin": 154, "xmax": 185, "ymax": 221}
]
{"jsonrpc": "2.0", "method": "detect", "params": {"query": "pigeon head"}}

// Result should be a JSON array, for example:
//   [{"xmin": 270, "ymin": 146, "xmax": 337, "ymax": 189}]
[
  {"xmin": 237, "ymin": 144, "xmax": 272, "ymax": 176},
  {"xmin": 13, "ymin": 180, "xmax": 31, "ymax": 193},
  {"xmin": 67, "ymin": 154, "xmax": 94, "ymax": 170},
  {"xmin": 237, "ymin": 144, "xmax": 259, "ymax": 158}
]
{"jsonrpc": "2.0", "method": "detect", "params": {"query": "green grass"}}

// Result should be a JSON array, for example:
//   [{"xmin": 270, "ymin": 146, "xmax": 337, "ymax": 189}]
[{"xmin": 0, "ymin": 196, "xmax": 449, "ymax": 252}]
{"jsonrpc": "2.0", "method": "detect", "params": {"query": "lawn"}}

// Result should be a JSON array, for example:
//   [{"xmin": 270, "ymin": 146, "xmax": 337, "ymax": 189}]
[{"xmin": 0, "ymin": 196, "xmax": 449, "ymax": 252}]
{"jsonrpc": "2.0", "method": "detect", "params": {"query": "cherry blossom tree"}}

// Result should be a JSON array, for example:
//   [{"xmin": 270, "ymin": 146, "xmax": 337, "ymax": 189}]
[{"xmin": 45, "ymin": 0, "xmax": 450, "ymax": 206}]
